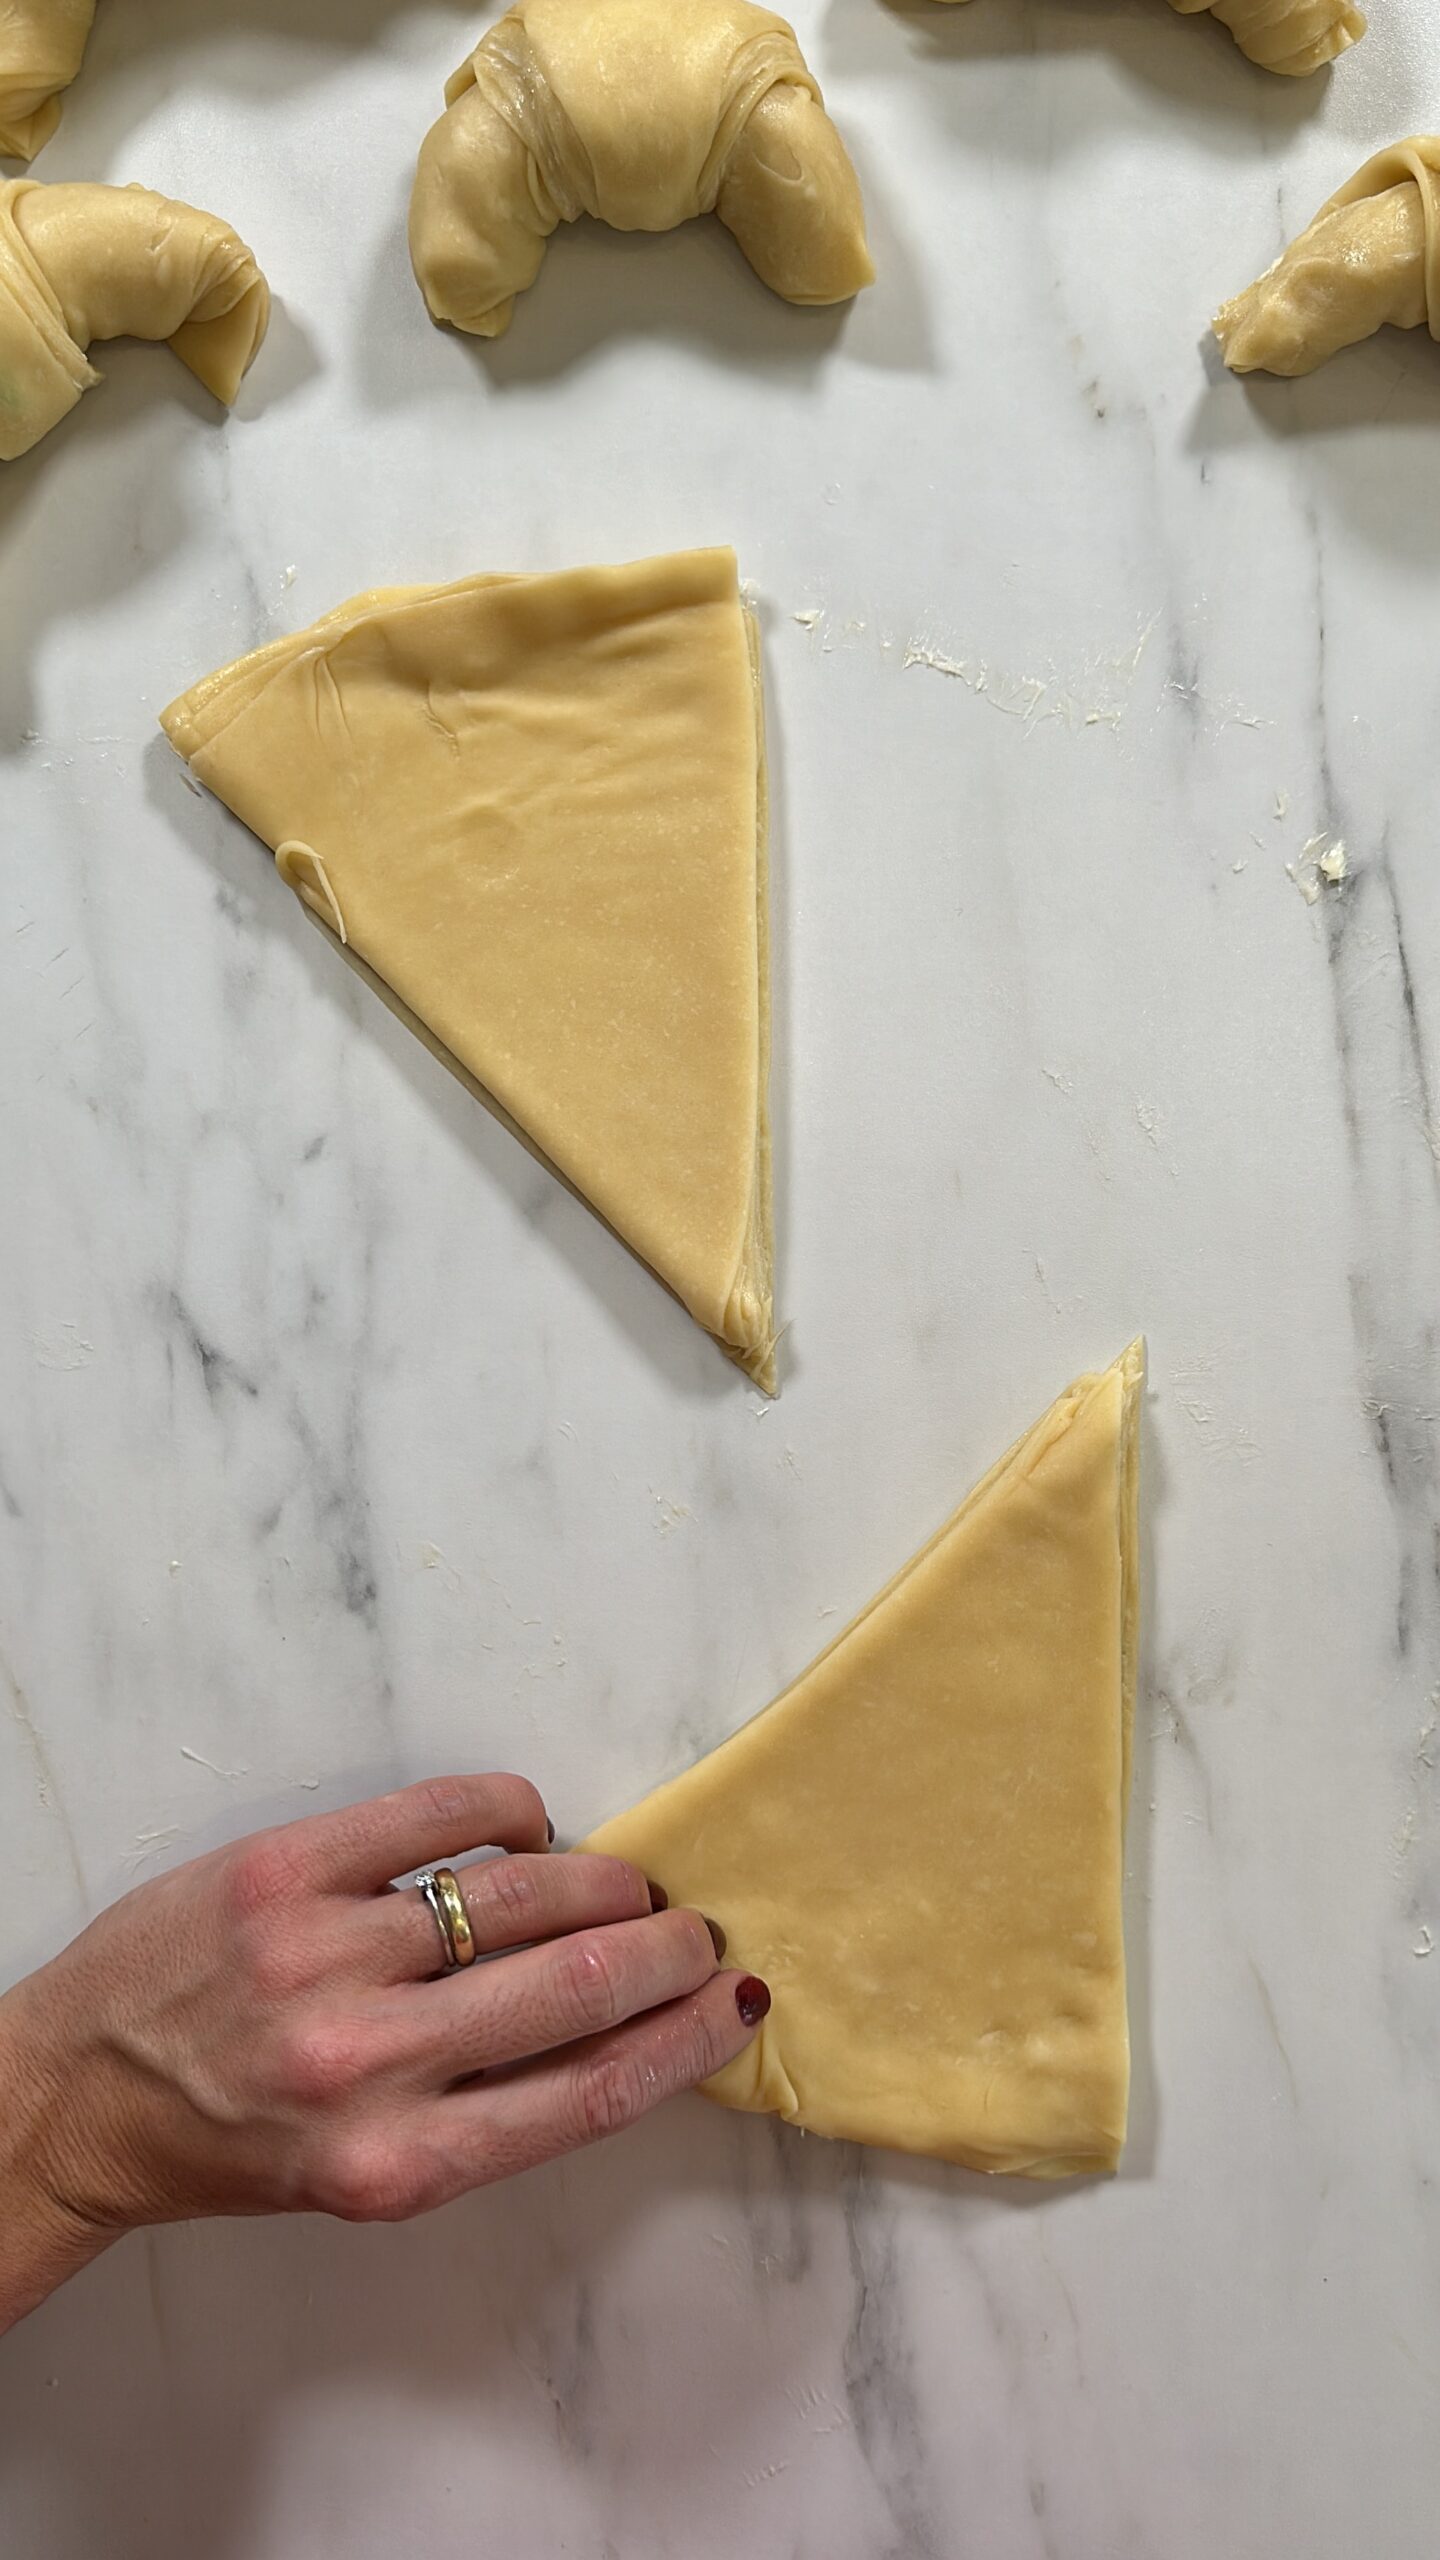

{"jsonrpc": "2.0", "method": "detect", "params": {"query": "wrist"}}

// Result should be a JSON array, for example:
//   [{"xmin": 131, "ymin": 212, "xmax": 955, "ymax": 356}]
[{"xmin": 0, "ymin": 1968, "xmax": 122, "ymax": 2332}]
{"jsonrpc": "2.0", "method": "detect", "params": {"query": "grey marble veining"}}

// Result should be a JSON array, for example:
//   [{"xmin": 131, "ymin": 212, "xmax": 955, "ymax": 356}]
[{"xmin": 2, "ymin": 2, "xmax": 1438, "ymax": 2552}]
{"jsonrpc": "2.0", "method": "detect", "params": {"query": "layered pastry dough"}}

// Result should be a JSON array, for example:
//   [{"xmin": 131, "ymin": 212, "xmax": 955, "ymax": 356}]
[
  {"xmin": 584, "ymin": 1347, "xmax": 1144, "ymax": 2175},
  {"xmin": 160, "ymin": 550, "xmax": 776, "ymax": 1389},
  {"xmin": 1215, "ymin": 138, "xmax": 1440, "ymax": 377},
  {"xmin": 933, "ymin": 0, "xmax": 1364, "ymax": 76},
  {"xmin": 409, "ymin": 0, "xmax": 873, "ymax": 339},
  {"xmin": 0, "ymin": 179, "xmax": 269, "ymax": 459},
  {"xmin": 0, "ymin": 1, "xmax": 94, "ymax": 161}
]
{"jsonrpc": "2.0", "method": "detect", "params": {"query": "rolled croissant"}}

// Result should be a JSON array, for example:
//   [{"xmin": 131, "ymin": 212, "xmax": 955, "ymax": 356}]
[
  {"xmin": 1215, "ymin": 139, "xmax": 1440, "ymax": 377},
  {"xmin": 0, "ymin": 179, "xmax": 270, "ymax": 459},
  {"xmin": 0, "ymin": 0, "xmax": 96, "ymax": 160},
  {"xmin": 409, "ymin": 0, "xmax": 873, "ymax": 340},
  {"xmin": 1167, "ymin": 0, "xmax": 1365, "ymax": 75}
]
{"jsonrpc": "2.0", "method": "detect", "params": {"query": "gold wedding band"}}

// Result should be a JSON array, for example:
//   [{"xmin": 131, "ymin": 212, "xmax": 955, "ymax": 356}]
[
  {"xmin": 432, "ymin": 1865, "xmax": 476, "ymax": 1968},
  {"xmin": 414, "ymin": 1866, "xmax": 477, "ymax": 1972}
]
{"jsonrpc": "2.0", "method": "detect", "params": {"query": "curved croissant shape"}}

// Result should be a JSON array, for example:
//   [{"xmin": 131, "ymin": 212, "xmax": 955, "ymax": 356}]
[
  {"xmin": 1215, "ymin": 139, "xmax": 1440, "ymax": 378},
  {"xmin": 0, "ymin": 179, "xmax": 270, "ymax": 459},
  {"xmin": 1166, "ymin": 0, "xmax": 1365, "ymax": 75},
  {"xmin": 0, "ymin": 1, "xmax": 95, "ymax": 161},
  {"xmin": 409, "ymin": 0, "xmax": 873, "ymax": 339}
]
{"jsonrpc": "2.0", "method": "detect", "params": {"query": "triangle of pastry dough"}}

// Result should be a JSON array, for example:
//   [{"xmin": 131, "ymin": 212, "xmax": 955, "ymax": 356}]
[
  {"xmin": 160, "ymin": 549, "xmax": 774, "ymax": 1387},
  {"xmin": 583, "ymin": 1346, "xmax": 1143, "ymax": 2174}
]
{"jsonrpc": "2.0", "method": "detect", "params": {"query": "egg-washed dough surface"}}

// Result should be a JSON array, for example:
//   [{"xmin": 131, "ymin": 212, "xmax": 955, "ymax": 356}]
[
  {"xmin": 0, "ymin": 0, "xmax": 95, "ymax": 160},
  {"xmin": 584, "ymin": 1345, "xmax": 1144, "ymax": 2176},
  {"xmin": 160, "ymin": 548, "xmax": 776, "ymax": 1390},
  {"xmin": 1215, "ymin": 138, "xmax": 1440, "ymax": 377},
  {"xmin": 0, "ymin": 178, "xmax": 269, "ymax": 459},
  {"xmin": 409, "ymin": 0, "xmax": 872, "ymax": 339}
]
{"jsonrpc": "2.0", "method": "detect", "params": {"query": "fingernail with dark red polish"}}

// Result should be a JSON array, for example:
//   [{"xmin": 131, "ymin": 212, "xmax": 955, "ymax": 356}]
[
  {"xmin": 646, "ymin": 1878, "xmax": 669, "ymax": 1912},
  {"xmin": 703, "ymin": 1915, "xmax": 727, "ymax": 1960},
  {"xmin": 546, "ymin": 1818, "xmax": 555, "ymax": 1845},
  {"xmin": 735, "ymin": 1975, "xmax": 771, "ymax": 2029}
]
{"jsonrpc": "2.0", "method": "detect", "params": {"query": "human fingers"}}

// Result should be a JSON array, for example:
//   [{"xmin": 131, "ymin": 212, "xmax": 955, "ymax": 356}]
[
  {"xmin": 263, "ymin": 1977, "xmax": 770, "ymax": 2229},
  {"xmin": 427, "ymin": 1972, "xmax": 771, "ymax": 2199},
  {"xmin": 367, "ymin": 1851, "xmax": 662, "ymax": 1986},
  {"xmin": 280, "ymin": 1774, "xmax": 550, "ymax": 1896},
  {"xmin": 396, "ymin": 1907, "xmax": 723, "ymax": 2081}
]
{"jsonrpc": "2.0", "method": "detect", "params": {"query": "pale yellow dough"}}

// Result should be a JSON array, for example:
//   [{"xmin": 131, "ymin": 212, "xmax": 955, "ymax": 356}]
[
  {"xmin": 1166, "ymin": 0, "xmax": 1363, "ymax": 73},
  {"xmin": 0, "ymin": 179, "xmax": 269, "ymax": 459},
  {"xmin": 409, "ymin": 0, "xmax": 873, "ymax": 339},
  {"xmin": 0, "ymin": 1, "xmax": 94, "ymax": 160},
  {"xmin": 584, "ymin": 1346, "xmax": 1144, "ymax": 2176},
  {"xmin": 932, "ymin": 0, "xmax": 1363, "ymax": 75},
  {"xmin": 160, "ymin": 549, "xmax": 776, "ymax": 1390},
  {"xmin": 1215, "ymin": 138, "xmax": 1440, "ymax": 377}
]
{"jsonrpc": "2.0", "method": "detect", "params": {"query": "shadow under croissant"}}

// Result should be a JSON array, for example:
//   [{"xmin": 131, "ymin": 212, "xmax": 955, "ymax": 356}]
[
  {"xmin": 0, "ymin": 299, "xmax": 317, "ymax": 742},
  {"xmin": 825, "ymin": 0, "xmax": 1377, "ymax": 144},
  {"xmin": 0, "ymin": 353, "xmax": 205, "ymax": 742},
  {"xmin": 1186, "ymin": 325, "xmax": 1440, "ymax": 572},
  {"xmin": 0, "ymin": 0, "xmax": 477, "ymax": 169},
  {"xmin": 358, "ymin": 199, "xmax": 907, "ymax": 411}
]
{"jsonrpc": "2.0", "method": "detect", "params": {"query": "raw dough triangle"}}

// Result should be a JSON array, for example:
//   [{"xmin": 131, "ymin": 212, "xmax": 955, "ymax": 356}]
[
  {"xmin": 583, "ymin": 1346, "xmax": 1144, "ymax": 2175},
  {"xmin": 160, "ymin": 549, "xmax": 775, "ymax": 1387}
]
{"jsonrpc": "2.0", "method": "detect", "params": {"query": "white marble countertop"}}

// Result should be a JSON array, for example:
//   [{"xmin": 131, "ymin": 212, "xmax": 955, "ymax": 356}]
[{"xmin": 3, "ymin": 2, "xmax": 1438, "ymax": 2551}]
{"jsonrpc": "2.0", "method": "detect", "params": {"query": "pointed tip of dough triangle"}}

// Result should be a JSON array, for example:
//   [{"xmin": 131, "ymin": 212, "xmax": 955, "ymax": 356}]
[{"xmin": 734, "ymin": 1343, "xmax": 779, "ymax": 1396}]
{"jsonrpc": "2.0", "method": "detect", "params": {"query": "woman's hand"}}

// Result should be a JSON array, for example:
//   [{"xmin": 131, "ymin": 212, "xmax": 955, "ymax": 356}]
[{"xmin": 0, "ymin": 1773, "xmax": 768, "ymax": 2332}]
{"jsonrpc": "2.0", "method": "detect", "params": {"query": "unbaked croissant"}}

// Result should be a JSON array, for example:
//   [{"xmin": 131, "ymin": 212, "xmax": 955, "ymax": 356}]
[
  {"xmin": 409, "ymin": 0, "xmax": 873, "ymax": 339},
  {"xmin": 0, "ymin": 179, "xmax": 269, "ymax": 458},
  {"xmin": 1215, "ymin": 139, "xmax": 1439, "ymax": 377},
  {"xmin": 931, "ymin": 0, "xmax": 1365, "ymax": 76},
  {"xmin": 1166, "ymin": 0, "xmax": 1364, "ymax": 74},
  {"xmin": 0, "ymin": 1, "xmax": 96, "ymax": 160}
]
